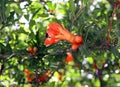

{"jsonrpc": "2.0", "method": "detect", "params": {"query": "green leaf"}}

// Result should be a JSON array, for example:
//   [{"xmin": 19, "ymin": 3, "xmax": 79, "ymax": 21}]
[
  {"xmin": 69, "ymin": 0, "xmax": 75, "ymax": 18},
  {"xmin": 47, "ymin": 2, "xmax": 56, "ymax": 10},
  {"xmin": 24, "ymin": 15, "xmax": 29, "ymax": 21},
  {"xmin": 29, "ymin": 20, "xmax": 35, "ymax": 29},
  {"xmin": 6, "ymin": 43, "xmax": 12, "ymax": 54}
]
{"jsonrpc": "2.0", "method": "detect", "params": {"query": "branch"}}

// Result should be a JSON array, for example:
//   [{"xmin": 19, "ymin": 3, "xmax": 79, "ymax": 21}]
[{"xmin": 0, "ymin": 53, "xmax": 15, "ymax": 59}]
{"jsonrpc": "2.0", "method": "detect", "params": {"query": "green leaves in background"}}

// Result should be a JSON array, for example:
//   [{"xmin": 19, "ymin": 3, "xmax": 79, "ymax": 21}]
[{"xmin": 0, "ymin": 0, "xmax": 120, "ymax": 87}]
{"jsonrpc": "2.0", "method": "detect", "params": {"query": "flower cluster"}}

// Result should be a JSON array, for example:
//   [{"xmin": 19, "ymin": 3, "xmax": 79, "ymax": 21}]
[
  {"xmin": 24, "ymin": 69, "xmax": 51, "ymax": 83},
  {"xmin": 27, "ymin": 46, "xmax": 38, "ymax": 55},
  {"xmin": 24, "ymin": 69, "xmax": 35, "ymax": 82},
  {"xmin": 44, "ymin": 22, "xmax": 83, "ymax": 63}
]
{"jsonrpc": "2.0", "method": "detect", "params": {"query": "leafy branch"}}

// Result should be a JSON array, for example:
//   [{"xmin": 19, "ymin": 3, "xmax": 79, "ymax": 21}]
[{"xmin": 89, "ymin": 1, "xmax": 118, "ymax": 51}]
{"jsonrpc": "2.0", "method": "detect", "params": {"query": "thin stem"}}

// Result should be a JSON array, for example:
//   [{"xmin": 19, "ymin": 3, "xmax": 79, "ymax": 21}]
[
  {"xmin": 70, "ymin": 6, "xmax": 84, "ymax": 31},
  {"xmin": 107, "ymin": 2, "xmax": 117, "ymax": 45}
]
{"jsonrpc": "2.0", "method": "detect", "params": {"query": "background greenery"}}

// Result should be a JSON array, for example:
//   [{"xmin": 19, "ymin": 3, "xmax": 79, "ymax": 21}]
[{"xmin": 0, "ymin": 0, "xmax": 120, "ymax": 87}]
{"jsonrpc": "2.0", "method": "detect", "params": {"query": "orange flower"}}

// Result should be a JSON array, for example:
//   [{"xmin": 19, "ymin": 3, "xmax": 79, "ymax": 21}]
[
  {"xmin": 44, "ymin": 37, "xmax": 60, "ymax": 45},
  {"xmin": 38, "ymin": 75, "xmax": 46, "ymax": 82},
  {"xmin": 32, "ymin": 47, "xmax": 38, "ymax": 55},
  {"xmin": 24, "ymin": 69, "xmax": 35, "ymax": 82},
  {"xmin": 27, "ymin": 46, "xmax": 38, "ymax": 55},
  {"xmin": 38, "ymin": 74, "xmax": 47, "ymax": 82},
  {"xmin": 26, "ymin": 74, "xmax": 35, "ymax": 82},
  {"xmin": 71, "ymin": 36, "xmax": 83, "ymax": 50},
  {"xmin": 38, "ymin": 70, "xmax": 51, "ymax": 82},
  {"xmin": 65, "ymin": 52, "xmax": 74, "ymax": 63},
  {"xmin": 24, "ymin": 69, "xmax": 30, "ymax": 76},
  {"xmin": 44, "ymin": 22, "xmax": 83, "ymax": 50},
  {"xmin": 27, "ymin": 46, "xmax": 33, "ymax": 54},
  {"xmin": 44, "ymin": 23, "xmax": 62, "ymax": 46}
]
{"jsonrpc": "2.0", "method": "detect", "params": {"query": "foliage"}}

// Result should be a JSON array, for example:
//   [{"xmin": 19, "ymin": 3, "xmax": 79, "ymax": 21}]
[{"xmin": 0, "ymin": 0, "xmax": 120, "ymax": 87}]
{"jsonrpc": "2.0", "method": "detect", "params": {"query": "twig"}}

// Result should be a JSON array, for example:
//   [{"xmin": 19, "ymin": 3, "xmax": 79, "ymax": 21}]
[
  {"xmin": 7, "ymin": 53, "xmax": 16, "ymax": 59},
  {"xmin": 0, "ymin": 53, "xmax": 16, "ymax": 60},
  {"xmin": 70, "ymin": 6, "xmax": 84, "ymax": 31}
]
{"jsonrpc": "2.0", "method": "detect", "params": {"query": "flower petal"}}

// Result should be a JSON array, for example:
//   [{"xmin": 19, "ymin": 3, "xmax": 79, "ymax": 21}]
[
  {"xmin": 47, "ymin": 23, "xmax": 62, "ymax": 37},
  {"xmin": 71, "ymin": 35, "xmax": 83, "ymax": 50},
  {"xmin": 44, "ymin": 38, "xmax": 55, "ymax": 46},
  {"xmin": 24, "ymin": 69, "xmax": 30, "ymax": 75},
  {"xmin": 73, "ymin": 36, "xmax": 83, "ymax": 44},
  {"xmin": 44, "ymin": 37, "xmax": 60, "ymax": 46},
  {"xmin": 71, "ymin": 43, "xmax": 80, "ymax": 50},
  {"xmin": 65, "ymin": 52, "xmax": 74, "ymax": 63}
]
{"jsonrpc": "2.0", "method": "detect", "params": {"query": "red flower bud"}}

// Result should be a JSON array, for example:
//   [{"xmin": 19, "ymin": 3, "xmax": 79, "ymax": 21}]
[{"xmin": 65, "ymin": 52, "xmax": 74, "ymax": 63}]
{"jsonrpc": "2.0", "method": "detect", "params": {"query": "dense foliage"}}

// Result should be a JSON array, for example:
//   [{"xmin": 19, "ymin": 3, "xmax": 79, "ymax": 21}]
[{"xmin": 0, "ymin": 0, "xmax": 120, "ymax": 87}]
